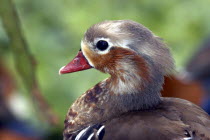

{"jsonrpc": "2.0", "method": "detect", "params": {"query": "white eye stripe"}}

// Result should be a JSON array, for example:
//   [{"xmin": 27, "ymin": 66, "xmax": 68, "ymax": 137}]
[
  {"xmin": 81, "ymin": 37, "xmax": 133, "ymax": 65},
  {"xmin": 93, "ymin": 38, "xmax": 132, "ymax": 55}
]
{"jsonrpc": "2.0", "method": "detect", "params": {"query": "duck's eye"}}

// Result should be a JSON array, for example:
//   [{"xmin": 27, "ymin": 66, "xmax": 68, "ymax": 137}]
[{"xmin": 96, "ymin": 40, "xmax": 109, "ymax": 51}]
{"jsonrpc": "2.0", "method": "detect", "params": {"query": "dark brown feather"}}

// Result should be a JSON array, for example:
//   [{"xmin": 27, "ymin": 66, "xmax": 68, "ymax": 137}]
[{"xmin": 103, "ymin": 98, "xmax": 210, "ymax": 140}]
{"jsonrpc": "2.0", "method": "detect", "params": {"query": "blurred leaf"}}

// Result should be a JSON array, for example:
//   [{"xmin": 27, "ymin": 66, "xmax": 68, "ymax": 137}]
[{"xmin": 0, "ymin": 0, "xmax": 58, "ymax": 125}]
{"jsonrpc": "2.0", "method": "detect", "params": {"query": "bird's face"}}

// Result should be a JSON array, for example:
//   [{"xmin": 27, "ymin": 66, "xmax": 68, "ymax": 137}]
[
  {"xmin": 81, "ymin": 37, "xmax": 142, "ymax": 75},
  {"xmin": 60, "ymin": 20, "xmax": 174, "ymax": 81}
]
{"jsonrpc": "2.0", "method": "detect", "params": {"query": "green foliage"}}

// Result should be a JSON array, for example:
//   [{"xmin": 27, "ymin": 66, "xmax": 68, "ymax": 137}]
[{"xmin": 0, "ymin": 0, "xmax": 35, "ymax": 90}]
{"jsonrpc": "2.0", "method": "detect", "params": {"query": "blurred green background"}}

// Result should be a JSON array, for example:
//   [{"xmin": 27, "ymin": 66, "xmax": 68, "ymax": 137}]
[{"xmin": 0, "ymin": 0, "xmax": 210, "ymax": 139}]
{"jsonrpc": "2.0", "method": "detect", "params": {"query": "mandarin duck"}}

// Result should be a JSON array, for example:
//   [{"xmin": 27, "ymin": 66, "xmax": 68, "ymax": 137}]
[{"xmin": 59, "ymin": 20, "xmax": 210, "ymax": 140}]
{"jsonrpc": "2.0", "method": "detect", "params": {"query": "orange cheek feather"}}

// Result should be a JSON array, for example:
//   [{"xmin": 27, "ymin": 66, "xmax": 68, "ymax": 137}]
[{"xmin": 83, "ymin": 46, "xmax": 150, "ymax": 81}]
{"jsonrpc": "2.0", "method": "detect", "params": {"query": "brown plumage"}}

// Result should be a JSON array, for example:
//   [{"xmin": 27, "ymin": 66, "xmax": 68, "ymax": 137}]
[{"xmin": 59, "ymin": 20, "xmax": 210, "ymax": 140}]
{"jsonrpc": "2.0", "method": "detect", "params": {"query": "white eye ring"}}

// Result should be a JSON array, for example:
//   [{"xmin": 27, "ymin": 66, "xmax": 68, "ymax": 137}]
[{"xmin": 94, "ymin": 38, "xmax": 113, "ymax": 54}]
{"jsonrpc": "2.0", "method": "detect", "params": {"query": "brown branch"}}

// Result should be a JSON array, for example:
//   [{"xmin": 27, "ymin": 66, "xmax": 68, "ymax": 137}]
[{"xmin": 0, "ymin": 0, "xmax": 58, "ymax": 125}]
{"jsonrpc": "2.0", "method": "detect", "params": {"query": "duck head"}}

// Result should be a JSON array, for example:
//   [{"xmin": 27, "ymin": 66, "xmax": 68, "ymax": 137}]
[{"xmin": 60, "ymin": 20, "xmax": 174, "ymax": 109}]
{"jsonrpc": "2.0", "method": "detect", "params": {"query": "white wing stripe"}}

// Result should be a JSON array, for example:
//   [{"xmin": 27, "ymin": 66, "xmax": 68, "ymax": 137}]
[
  {"xmin": 87, "ymin": 133, "xmax": 94, "ymax": 140},
  {"xmin": 96, "ymin": 125, "xmax": 105, "ymax": 137},
  {"xmin": 75, "ymin": 126, "xmax": 90, "ymax": 140}
]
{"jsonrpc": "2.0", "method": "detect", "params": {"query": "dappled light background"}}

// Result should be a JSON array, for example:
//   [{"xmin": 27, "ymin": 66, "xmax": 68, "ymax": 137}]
[{"xmin": 0, "ymin": 0, "xmax": 210, "ymax": 139}]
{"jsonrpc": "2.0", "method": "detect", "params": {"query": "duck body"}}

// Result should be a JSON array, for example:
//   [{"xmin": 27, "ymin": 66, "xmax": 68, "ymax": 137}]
[
  {"xmin": 59, "ymin": 20, "xmax": 210, "ymax": 140},
  {"xmin": 64, "ymin": 93, "xmax": 210, "ymax": 140},
  {"xmin": 103, "ymin": 98, "xmax": 210, "ymax": 140}
]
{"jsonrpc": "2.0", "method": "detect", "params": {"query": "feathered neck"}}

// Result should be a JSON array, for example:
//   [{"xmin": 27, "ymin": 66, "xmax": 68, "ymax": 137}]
[
  {"xmin": 98, "ymin": 49, "xmax": 163, "ymax": 109},
  {"xmin": 64, "ymin": 51, "xmax": 164, "ymax": 134},
  {"xmin": 106, "ymin": 64, "xmax": 163, "ymax": 111},
  {"xmin": 64, "ymin": 65, "xmax": 164, "ymax": 135}
]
